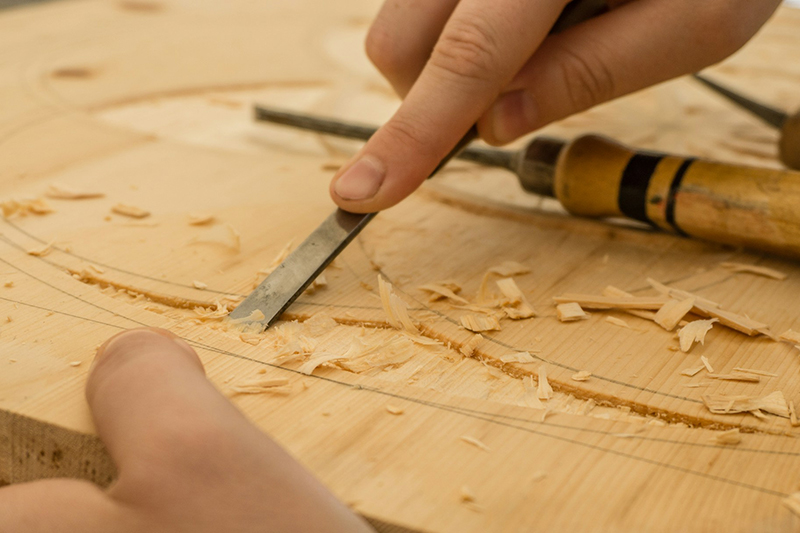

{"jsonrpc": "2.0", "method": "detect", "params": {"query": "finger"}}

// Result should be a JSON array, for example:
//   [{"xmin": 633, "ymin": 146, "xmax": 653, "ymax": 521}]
[
  {"xmin": 331, "ymin": 0, "xmax": 570, "ymax": 213},
  {"xmin": 366, "ymin": 0, "xmax": 460, "ymax": 97},
  {"xmin": 482, "ymin": 0, "xmax": 782, "ymax": 144},
  {"xmin": 0, "ymin": 479, "xmax": 119, "ymax": 533},
  {"xmin": 87, "ymin": 328, "xmax": 372, "ymax": 532}
]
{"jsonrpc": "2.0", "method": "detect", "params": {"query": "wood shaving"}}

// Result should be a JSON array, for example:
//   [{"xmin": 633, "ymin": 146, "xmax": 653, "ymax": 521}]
[
  {"xmin": 44, "ymin": 184, "xmax": 104, "ymax": 200},
  {"xmin": 681, "ymin": 366, "xmax": 705, "ymax": 377},
  {"xmin": 230, "ymin": 377, "xmax": 290, "ymax": 395},
  {"xmin": 702, "ymin": 391, "xmax": 789, "ymax": 418},
  {"xmin": 720, "ymin": 262, "xmax": 787, "ymax": 280},
  {"xmin": 700, "ymin": 356, "xmax": 714, "ymax": 373},
  {"xmin": 3, "ymin": 282, "xmax": 12, "ymax": 288},
  {"xmin": 188, "ymin": 213, "xmax": 215, "ymax": 226},
  {"xmin": 27, "ymin": 240, "xmax": 55, "ymax": 257},
  {"xmin": 379, "ymin": 276, "xmax": 419, "ymax": 334},
  {"xmin": 239, "ymin": 333, "xmax": 262, "ymax": 346},
  {"xmin": 496, "ymin": 278, "xmax": 536, "ymax": 319},
  {"xmin": 553, "ymin": 294, "xmax": 668, "ymax": 310},
  {"xmin": 385, "ymin": 405, "xmax": 404, "ymax": 415},
  {"xmin": 111, "ymin": 203, "xmax": 150, "ymax": 219},
  {"xmin": 571, "ymin": 370, "xmax": 591, "ymax": 382},
  {"xmin": 537, "ymin": 365, "xmax": 553, "ymax": 400},
  {"xmin": 732, "ymin": 367, "xmax": 777, "ymax": 377},
  {"xmin": 68, "ymin": 361, "xmax": 82, "ymax": 367},
  {"xmin": 418, "ymin": 283, "xmax": 469, "ymax": 304},
  {"xmin": 647, "ymin": 278, "xmax": 768, "ymax": 336},
  {"xmin": 707, "ymin": 372, "xmax": 760, "ymax": 383},
  {"xmin": 779, "ymin": 330, "xmax": 800, "ymax": 344},
  {"xmin": 1, "ymin": 198, "xmax": 53, "ymax": 217},
  {"xmin": 459, "ymin": 334, "xmax": 483, "ymax": 357},
  {"xmin": 605, "ymin": 316, "xmax": 630, "ymax": 328},
  {"xmin": 790, "ymin": 401, "xmax": 799, "ymax": 427},
  {"xmin": 556, "ymin": 302, "xmax": 588, "ymax": 322},
  {"xmin": 678, "ymin": 319, "xmax": 718, "ymax": 352},
  {"xmin": 460, "ymin": 313, "xmax": 501, "ymax": 332},
  {"xmin": 783, "ymin": 492, "xmax": 800, "ymax": 518},
  {"xmin": 477, "ymin": 261, "xmax": 531, "ymax": 303},
  {"xmin": 298, "ymin": 353, "xmax": 344, "ymax": 375},
  {"xmin": 654, "ymin": 297, "xmax": 695, "ymax": 331},
  {"xmin": 500, "ymin": 352, "xmax": 536, "ymax": 364},
  {"xmin": 459, "ymin": 485, "xmax": 477, "ymax": 503},
  {"xmin": 712, "ymin": 428, "xmax": 742, "ymax": 445},
  {"xmin": 193, "ymin": 280, "xmax": 208, "ymax": 290},
  {"xmin": 460, "ymin": 435, "xmax": 490, "ymax": 452}
]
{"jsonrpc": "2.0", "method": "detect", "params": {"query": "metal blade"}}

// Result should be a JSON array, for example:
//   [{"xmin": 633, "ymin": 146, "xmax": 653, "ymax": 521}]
[
  {"xmin": 231, "ymin": 125, "xmax": 479, "ymax": 329},
  {"xmin": 693, "ymin": 73, "xmax": 788, "ymax": 129},
  {"xmin": 228, "ymin": 209, "xmax": 375, "ymax": 327}
]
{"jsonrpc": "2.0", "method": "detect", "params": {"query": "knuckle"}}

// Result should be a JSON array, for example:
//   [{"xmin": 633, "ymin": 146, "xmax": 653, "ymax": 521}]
[
  {"xmin": 381, "ymin": 114, "xmax": 431, "ymax": 152},
  {"xmin": 429, "ymin": 18, "xmax": 499, "ymax": 83},
  {"xmin": 365, "ymin": 23, "xmax": 403, "ymax": 78},
  {"xmin": 556, "ymin": 45, "xmax": 616, "ymax": 112},
  {"xmin": 691, "ymin": 1, "xmax": 775, "ymax": 60}
]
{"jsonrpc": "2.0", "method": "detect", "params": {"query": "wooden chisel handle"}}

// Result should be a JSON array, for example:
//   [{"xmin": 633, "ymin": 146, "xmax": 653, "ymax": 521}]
[{"xmin": 554, "ymin": 134, "xmax": 800, "ymax": 257}]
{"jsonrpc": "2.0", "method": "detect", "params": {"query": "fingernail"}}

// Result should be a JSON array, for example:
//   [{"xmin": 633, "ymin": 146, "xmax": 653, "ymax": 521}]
[
  {"xmin": 490, "ymin": 90, "xmax": 538, "ymax": 144},
  {"xmin": 333, "ymin": 155, "xmax": 385, "ymax": 201}
]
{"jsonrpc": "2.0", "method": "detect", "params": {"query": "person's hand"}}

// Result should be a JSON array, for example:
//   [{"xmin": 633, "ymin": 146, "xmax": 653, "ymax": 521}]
[
  {"xmin": 329, "ymin": 0, "xmax": 781, "ymax": 213},
  {"xmin": 0, "ymin": 328, "xmax": 373, "ymax": 533}
]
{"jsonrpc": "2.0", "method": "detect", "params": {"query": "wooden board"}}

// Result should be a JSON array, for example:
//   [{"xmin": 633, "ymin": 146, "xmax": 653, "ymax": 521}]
[{"xmin": 1, "ymin": 0, "xmax": 800, "ymax": 531}]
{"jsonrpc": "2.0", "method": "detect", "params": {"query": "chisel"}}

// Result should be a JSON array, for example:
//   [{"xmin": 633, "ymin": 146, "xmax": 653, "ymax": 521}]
[
  {"xmin": 693, "ymin": 73, "xmax": 800, "ymax": 170},
  {"xmin": 230, "ymin": 107, "xmax": 800, "ymax": 329}
]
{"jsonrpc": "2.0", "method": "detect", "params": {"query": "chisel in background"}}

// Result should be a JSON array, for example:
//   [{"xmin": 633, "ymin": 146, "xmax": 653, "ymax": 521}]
[{"xmin": 693, "ymin": 73, "xmax": 800, "ymax": 170}]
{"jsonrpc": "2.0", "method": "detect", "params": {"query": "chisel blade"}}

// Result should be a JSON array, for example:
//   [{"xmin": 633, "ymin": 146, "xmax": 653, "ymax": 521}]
[
  {"xmin": 228, "ymin": 210, "xmax": 375, "ymax": 328},
  {"xmin": 230, "ymin": 126, "xmax": 479, "ymax": 330}
]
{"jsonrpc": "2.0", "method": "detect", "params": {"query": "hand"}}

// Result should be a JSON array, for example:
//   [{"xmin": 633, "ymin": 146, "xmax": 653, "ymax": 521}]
[
  {"xmin": 329, "ymin": 0, "xmax": 781, "ymax": 213},
  {"xmin": 0, "ymin": 328, "xmax": 373, "ymax": 533}
]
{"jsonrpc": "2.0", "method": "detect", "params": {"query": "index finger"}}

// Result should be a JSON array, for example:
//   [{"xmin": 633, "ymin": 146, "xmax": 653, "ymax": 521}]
[{"xmin": 331, "ymin": 0, "xmax": 568, "ymax": 213}]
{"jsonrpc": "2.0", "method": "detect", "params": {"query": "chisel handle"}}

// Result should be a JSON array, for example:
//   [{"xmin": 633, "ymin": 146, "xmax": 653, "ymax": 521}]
[{"xmin": 554, "ymin": 135, "xmax": 800, "ymax": 257}]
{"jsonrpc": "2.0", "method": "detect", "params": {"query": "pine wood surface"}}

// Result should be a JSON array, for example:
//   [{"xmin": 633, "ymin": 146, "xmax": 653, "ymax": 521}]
[{"xmin": 1, "ymin": 1, "xmax": 800, "ymax": 530}]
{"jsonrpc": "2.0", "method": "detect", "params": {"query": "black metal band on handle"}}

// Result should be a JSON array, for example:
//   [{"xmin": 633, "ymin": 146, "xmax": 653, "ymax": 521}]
[
  {"xmin": 617, "ymin": 153, "xmax": 663, "ymax": 225},
  {"xmin": 665, "ymin": 158, "xmax": 696, "ymax": 236}
]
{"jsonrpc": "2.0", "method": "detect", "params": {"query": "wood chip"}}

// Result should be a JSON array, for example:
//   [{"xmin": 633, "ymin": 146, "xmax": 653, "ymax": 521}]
[
  {"xmin": 783, "ymin": 492, "xmax": 800, "ymax": 518},
  {"xmin": 553, "ymin": 294, "xmax": 669, "ymax": 310},
  {"xmin": 605, "ymin": 316, "xmax": 630, "ymax": 328},
  {"xmin": 27, "ymin": 240, "xmax": 55, "ymax": 257},
  {"xmin": 230, "ymin": 377, "xmax": 290, "ymax": 395},
  {"xmin": 193, "ymin": 280, "xmax": 208, "ymax": 290},
  {"xmin": 386, "ymin": 405, "xmax": 404, "ymax": 415},
  {"xmin": 780, "ymin": 329, "xmax": 800, "ymax": 344},
  {"xmin": 459, "ymin": 485, "xmax": 477, "ymax": 503},
  {"xmin": 720, "ymin": 262, "xmax": 787, "ymax": 281},
  {"xmin": 496, "ymin": 278, "xmax": 536, "ymax": 319},
  {"xmin": 681, "ymin": 366, "xmax": 705, "ymax": 377},
  {"xmin": 700, "ymin": 356, "xmax": 714, "ymax": 373},
  {"xmin": 500, "ymin": 352, "xmax": 536, "ymax": 364},
  {"xmin": 111, "ymin": 203, "xmax": 150, "ymax": 219},
  {"xmin": 379, "ymin": 276, "xmax": 420, "ymax": 334},
  {"xmin": 418, "ymin": 283, "xmax": 469, "ymax": 305},
  {"xmin": 460, "ymin": 435, "xmax": 490, "ymax": 452},
  {"xmin": 459, "ymin": 334, "xmax": 483, "ymax": 357},
  {"xmin": 3, "ymin": 281, "xmax": 12, "ymax": 288},
  {"xmin": 556, "ymin": 302, "xmax": 588, "ymax": 322},
  {"xmin": 1, "ymin": 198, "xmax": 54, "ymax": 217},
  {"xmin": 460, "ymin": 313, "xmax": 501, "ymax": 332},
  {"xmin": 298, "ymin": 353, "xmax": 344, "ymax": 375},
  {"xmin": 229, "ymin": 309, "xmax": 265, "ymax": 324},
  {"xmin": 477, "ymin": 261, "xmax": 531, "ymax": 303},
  {"xmin": 44, "ymin": 184, "xmax": 104, "ymax": 200},
  {"xmin": 732, "ymin": 367, "xmax": 777, "ymax": 377},
  {"xmin": 571, "ymin": 370, "xmax": 591, "ymax": 382},
  {"xmin": 68, "ymin": 361, "xmax": 82, "ymax": 367},
  {"xmin": 702, "ymin": 391, "xmax": 789, "ymax": 418},
  {"xmin": 790, "ymin": 401, "xmax": 799, "ymax": 427},
  {"xmin": 537, "ymin": 365, "xmax": 553, "ymax": 400},
  {"xmin": 239, "ymin": 333, "xmax": 262, "ymax": 346},
  {"xmin": 188, "ymin": 213, "xmax": 215, "ymax": 226},
  {"xmin": 654, "ymin": 297, "xmax": 696, "ymax": 331},
  {"xmin": 678, "ymin": 319, "xmax": 718, "ymax": 352},
  {"xmin": 707, "ymin": 372, "xmax": 761, "ymax": 383},
  {"xmin": 712, "ymin": 428, "xmax": 742, "ymax": 445}
]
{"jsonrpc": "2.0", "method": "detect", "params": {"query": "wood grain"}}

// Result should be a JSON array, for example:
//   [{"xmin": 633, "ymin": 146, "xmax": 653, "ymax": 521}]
[{"xmin": 1, "ymin": 1, "xmax": 799, "ymax": 531}]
